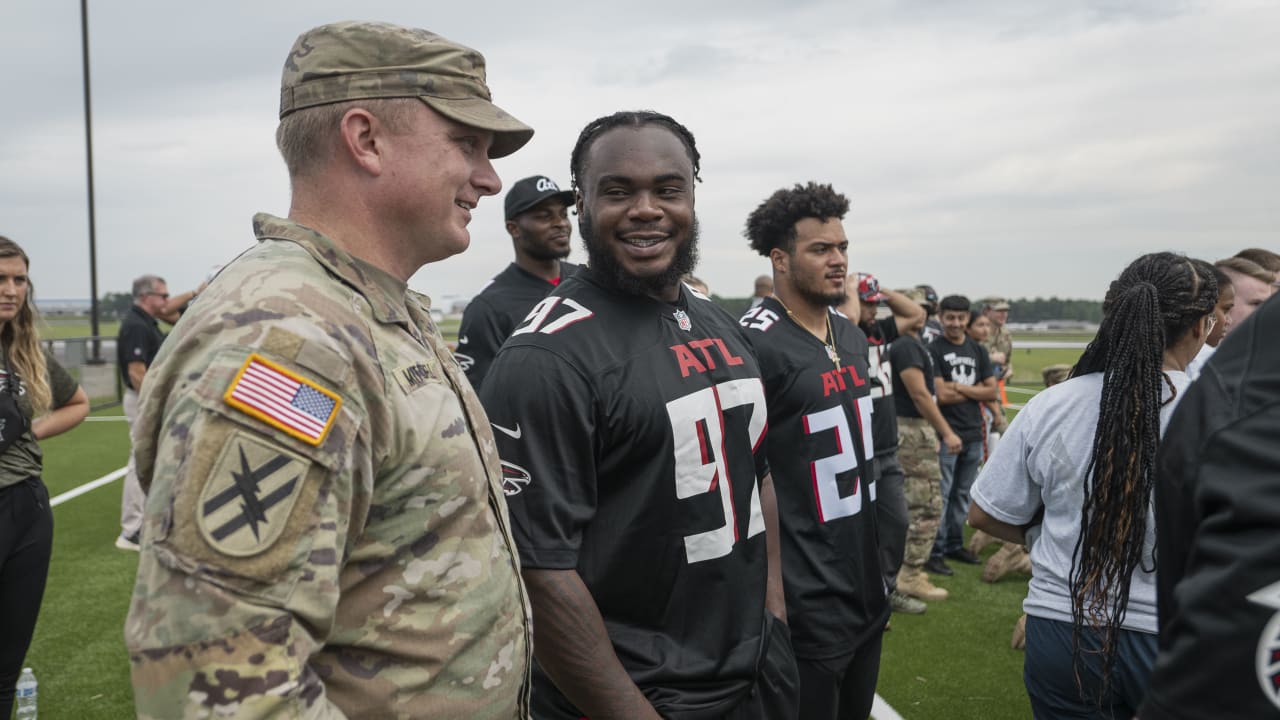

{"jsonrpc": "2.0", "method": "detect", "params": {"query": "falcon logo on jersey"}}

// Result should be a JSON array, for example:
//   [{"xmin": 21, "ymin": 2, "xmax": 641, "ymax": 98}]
[
  {"xmin": 674, "ymin": 309, "xmax": 692, "ymax": 331},
  {"xmin": 670, "ymin": 338, "xmax": 746, "ymax": 378},
  {"xmin": 501, "ymin": 460, "xmax": 533, "ymax": 496},
  {"xmin": 1247, "ymin": 580, "xmax": 1280, "ymax": 710}
]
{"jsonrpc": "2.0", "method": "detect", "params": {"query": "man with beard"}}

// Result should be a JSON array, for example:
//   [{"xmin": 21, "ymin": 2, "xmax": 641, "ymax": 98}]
[
  {"xmin": 739, "ymin": 182, "xmax": 886, "ymax": 719},
  {"xmin": 455, "ymin": 175, "xmax": 577, "ymax": 389},
  {"xmin": 480, "ymin": 111, "xmax": 796, "ymax": 719}
]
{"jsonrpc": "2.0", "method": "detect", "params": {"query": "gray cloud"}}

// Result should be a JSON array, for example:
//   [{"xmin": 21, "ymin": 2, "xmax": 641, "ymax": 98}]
[{"xmin": 3, "ymin": 0, "xmax": 1276, "ymax": 306}]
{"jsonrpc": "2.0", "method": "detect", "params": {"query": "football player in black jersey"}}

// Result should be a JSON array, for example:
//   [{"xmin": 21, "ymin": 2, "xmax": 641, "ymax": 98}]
[
  {"xmin": 480, "ymin": 111, "xmax": 796, "ymax": 720},
  {"xmin": 454, "ymin": 174, "xmax": 578, "ymax": 389},
  {"xmin": 740, "ymin": 182, "xmax": 887, "ymax": 719}
]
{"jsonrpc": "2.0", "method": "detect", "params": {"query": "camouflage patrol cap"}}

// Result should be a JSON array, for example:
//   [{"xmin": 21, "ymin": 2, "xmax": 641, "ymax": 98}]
[
  {"xmin": 279, "ymin": 21, "xmax": 533, "ymax": 158},
  {"xmin": 1041, "ymin": 364, "xmax": 1072, "ymax": 387},
  {"xmin": 897, "ymin": 287, "xmax": 929, "ymax": 306}
]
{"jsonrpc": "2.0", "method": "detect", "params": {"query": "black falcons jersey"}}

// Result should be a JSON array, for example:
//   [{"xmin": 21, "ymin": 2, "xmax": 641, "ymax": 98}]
[
  {"xmin": 860, "ymin": 316, "xmax": 900, "ymax": 456},
  {"xmin": 1141, "ymin": 294, "xmax": 1280, "ymax": 720},
  {"xmin": 480, "ymin": 270, "xmax": 770, "ymax": 720},
  {"xmin": 741, "ymin": 298, "xmax": 888, "ymax": 659},
  {"xmin": 454, "ymin": 260, "xmax": 577, "ymax": 390}
]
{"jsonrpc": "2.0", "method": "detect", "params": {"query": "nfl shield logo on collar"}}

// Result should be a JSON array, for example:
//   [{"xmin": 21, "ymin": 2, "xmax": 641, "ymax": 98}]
[{"xmin": 674, "ymin": 309, "xmax": 692, "ymax": 331}]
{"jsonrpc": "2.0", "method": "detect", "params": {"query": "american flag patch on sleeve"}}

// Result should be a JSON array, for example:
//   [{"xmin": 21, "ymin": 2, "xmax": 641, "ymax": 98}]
[{"xmin": 223, "ymin": 354, "xmax": 342, "ymax": 446}]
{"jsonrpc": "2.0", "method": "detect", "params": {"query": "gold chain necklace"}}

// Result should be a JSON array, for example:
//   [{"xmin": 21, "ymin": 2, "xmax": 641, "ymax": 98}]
[{"xmin": 772, "ymin": 295, "xmax": 841, "ymax": 369}]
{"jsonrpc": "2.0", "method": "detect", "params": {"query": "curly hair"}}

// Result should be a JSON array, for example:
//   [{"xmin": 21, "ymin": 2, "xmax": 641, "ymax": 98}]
[
  {"xmin": 0, "ymin": 236, "xmax": 51, "ymax": 416},
  {"xmin": 744, "ymin": 182, "xmax": 850, "ymax": 257},
  {"xmin": 1069, "ymin": 251, "xmax": 1216, "ymax": 698},
  {"xmin": 569, "ymin": 110, "xmax": 701, "ymax": 192}
]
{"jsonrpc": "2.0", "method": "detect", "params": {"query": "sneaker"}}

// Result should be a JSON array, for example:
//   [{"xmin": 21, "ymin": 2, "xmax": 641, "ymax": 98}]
[
  {"xmin": 945, "ymin": 548, "xmax": 982, "ymax": 565},
  {"xmin": 889, "ymin": 591, "xmax": 927, "ymax": 615},
  {"xmin": 897, "ymin": 568, "xmax": 949, "ymax": 601},
  {"xmin": 923, "ymin": 556, "xmax": 954, "ymax": 576},
  {"xmin": 115, "ymin": 532, "xmax": 140, "ymax": 552}
]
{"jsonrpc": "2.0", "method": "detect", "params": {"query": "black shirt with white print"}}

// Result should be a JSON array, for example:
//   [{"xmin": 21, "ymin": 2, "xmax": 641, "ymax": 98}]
[{"xmin": 927, "ymin": 335, "xmax": 992, "ymax": 444}]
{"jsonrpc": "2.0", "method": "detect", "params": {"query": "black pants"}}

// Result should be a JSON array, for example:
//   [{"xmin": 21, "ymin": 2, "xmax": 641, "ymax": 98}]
[
  {"xmin": 795, "ymin": 630, "xmax": 884, "ymax": 720},
  {"xmin": 874, "ymin": 453, "xmax": 908, "ymax": 591},
  {"xmin": 0, "ymin": 478, "xmax": 53, "ymax": 719},
  {"xmin": 724, "ymin": 612, "xmax": 800, "ymax": 719}
]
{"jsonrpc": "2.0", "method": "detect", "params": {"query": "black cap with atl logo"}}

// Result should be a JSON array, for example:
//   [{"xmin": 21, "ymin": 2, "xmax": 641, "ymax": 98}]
[{"xmin": 504, "ymin": 175, "xmax": 575, "ymax": 220}]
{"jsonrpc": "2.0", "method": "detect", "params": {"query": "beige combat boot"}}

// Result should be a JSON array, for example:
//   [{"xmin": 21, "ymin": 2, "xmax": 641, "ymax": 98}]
[
  {"xmin": 982, "ymin": 543, "xmax": 1033, "ymax": 583},
  {"xmin": 968, "ymin": 529, "xmax": 999, "ymax": 555},
  {"xmin": 896, "ymin": 567, "xmax": 948, "ymax": 601}
]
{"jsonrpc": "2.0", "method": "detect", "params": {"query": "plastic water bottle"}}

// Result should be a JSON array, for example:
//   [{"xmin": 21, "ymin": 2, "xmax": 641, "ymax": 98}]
[{"xmin": 15, "ymin": 667, "xmax": 36, "ymax": 719}]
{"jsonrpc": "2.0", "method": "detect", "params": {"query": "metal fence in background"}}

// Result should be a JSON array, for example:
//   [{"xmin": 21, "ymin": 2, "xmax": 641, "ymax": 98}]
[{"xmin": 43, "ymin": 336, "xmax": 122, "ymax": 410}]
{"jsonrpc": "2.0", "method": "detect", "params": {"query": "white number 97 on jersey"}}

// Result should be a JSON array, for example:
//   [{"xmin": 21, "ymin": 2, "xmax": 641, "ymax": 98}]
[{"xmin": 667, "ymin": 379, "xmax": 768, "ymax": 564}]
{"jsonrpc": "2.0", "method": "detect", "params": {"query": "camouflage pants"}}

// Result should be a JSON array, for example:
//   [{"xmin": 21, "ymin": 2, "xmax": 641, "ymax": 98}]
[{"xmin": 896, "ymin": 417, "xmax": 943, "ymax": 569}]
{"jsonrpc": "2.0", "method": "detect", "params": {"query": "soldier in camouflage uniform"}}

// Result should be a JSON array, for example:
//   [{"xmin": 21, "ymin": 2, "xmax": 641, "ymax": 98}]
[
  {"xmin": 888, "ymin": 289, "xmax": 960, "ymax": 603},
  {"xmin": 124, "ymin": 22, "xmax": 535, "ymax": 719},
  {"xmin": 981, "ymin": 298, "xmax": 1014, "ymax": 425}
]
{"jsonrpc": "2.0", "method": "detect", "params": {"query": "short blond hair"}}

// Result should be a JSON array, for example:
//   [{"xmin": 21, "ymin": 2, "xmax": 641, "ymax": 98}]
[
  {"xmin": 275, "ymin": 98, "xmax": 418, "ymax": 178},
  {"xmin": 1216, "ymin": 256, "xmax": 1273, "ymax": 285}
]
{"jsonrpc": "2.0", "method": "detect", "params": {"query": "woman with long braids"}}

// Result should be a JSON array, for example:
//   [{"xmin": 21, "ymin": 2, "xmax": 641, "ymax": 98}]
[
  {"xmin": 968, "ymin": 252, "xmax": 1217, "ymax": 718},
  {"xmin": 0, "ymin": 236, "xmax": 89, "ymax": 717}
]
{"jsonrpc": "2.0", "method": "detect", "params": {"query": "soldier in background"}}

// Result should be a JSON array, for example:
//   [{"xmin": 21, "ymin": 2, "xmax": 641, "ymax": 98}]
[
  {"xmin": 454, "ymin": 175, "xmax": 578, "ymax": 390},
  {"xmin": 980, "ymin": 297, "xmax": 1013, "ymax": 438},
  {"xmin": 889, "ymin": 288, "xmax": 960, "ymax": 607},
  {"xmin": 124, "ymin": 22, "xmax": 534, "ymax": 718}
]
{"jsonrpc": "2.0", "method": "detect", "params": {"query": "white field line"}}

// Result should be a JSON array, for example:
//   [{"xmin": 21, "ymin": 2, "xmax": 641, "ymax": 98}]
[
  {"xmin": 1004, "ymin": 386, "xmax": 1041, "ymax": 395},
  {"xmin": 81, "ymin": 415, "xmax": 129, "ymax": 422},
  {"xmin": 873, "ymin": 694, "xmax": 905, "ymax": 720},
  {"xmin": 50, "ymin": 467, "xmax": 127, "ymax": 507}
]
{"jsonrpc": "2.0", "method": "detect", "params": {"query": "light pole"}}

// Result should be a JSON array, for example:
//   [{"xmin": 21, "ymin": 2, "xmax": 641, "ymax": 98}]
[{"xmin": 80, "ymin": 0, "xmax": 102, "ymax": 362}]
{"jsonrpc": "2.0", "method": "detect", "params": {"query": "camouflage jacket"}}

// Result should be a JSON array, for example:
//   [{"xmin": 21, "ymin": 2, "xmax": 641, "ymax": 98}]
[
  {"xmin": 982, "ymin": 323, "xmax": 1013, "ymax": 378},
  {"xmin": 125, "ymin": 214, "xmax": 531, "ymax": 719}
]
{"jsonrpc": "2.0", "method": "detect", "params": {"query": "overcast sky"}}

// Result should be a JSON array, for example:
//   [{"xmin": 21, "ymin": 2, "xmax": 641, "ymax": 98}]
[{"xmin": 3, "ymin": 0, "xmax": 1277, "ymax": 307}]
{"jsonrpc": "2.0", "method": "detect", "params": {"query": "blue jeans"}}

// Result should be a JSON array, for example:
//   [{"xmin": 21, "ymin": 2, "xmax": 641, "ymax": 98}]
[
  {"xmin": 932, "ymin": 438, "xmax": 982, "ymax": 557},
  {"xmin": 1023, "ymin": 615, "xmax": 1156, "ymax": 719}
]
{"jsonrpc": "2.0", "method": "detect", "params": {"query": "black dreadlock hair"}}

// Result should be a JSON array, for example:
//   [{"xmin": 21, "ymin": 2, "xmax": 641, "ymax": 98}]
[
  {"xmin": 744, "ymin": 182, "xmax": 850, "ymax": 257},
  {"xmin": 569, "ymin": 110, "xmax": 702, "ymax": 193},
  {"xmin": 1068, "ymin": 251, "xmax": 1216, "ymax": 701}
]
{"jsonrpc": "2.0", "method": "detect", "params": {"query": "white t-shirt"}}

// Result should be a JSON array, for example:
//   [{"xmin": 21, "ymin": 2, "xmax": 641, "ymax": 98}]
[
  {"xmin": 1185, "ymin": 342, "xmax": 1216, "ymax": 380},
  {"xmin": 970, "ymin": 370, "xmax": 1191, "ymax": 634}
]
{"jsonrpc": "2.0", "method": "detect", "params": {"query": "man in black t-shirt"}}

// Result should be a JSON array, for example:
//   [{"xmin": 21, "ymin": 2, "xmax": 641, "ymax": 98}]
[
  {"xmin": 837, "ymin": 272, "xmax": 925, "ymax": 614},
  {"xmin": 481, "ymin": 112, "xmax": 795, "ymax": 720},
  {"xmin": 454, "ymin": 174, "xmax": 578, "ymax": 390},
  {"xmin": 740, "ymin": 182, "xmax": 886, "ymax": 719},
  {"xmin": 1140, "ymin": 293, "xmax": 1280, "ymax": 720},
  {"xmin": 926, "ymin": 294, "xmax": 996, "ymax": 575},
  {"xmin": 115, "ymin": 274, "xmax": 170, "ymax": 551},
  {"xmin": 889, "ymin": 289, "xmax": 961, "ymax": 604}
]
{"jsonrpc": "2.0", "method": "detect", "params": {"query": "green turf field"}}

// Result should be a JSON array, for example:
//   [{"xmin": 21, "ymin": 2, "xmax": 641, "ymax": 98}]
[
  {"xmin": 41, "ymin": 317, "xmax": 121, "ymax": 340},
  {"xmin": 26, "ymin": 403, "xmax": 1049, "ymax": 719}
]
